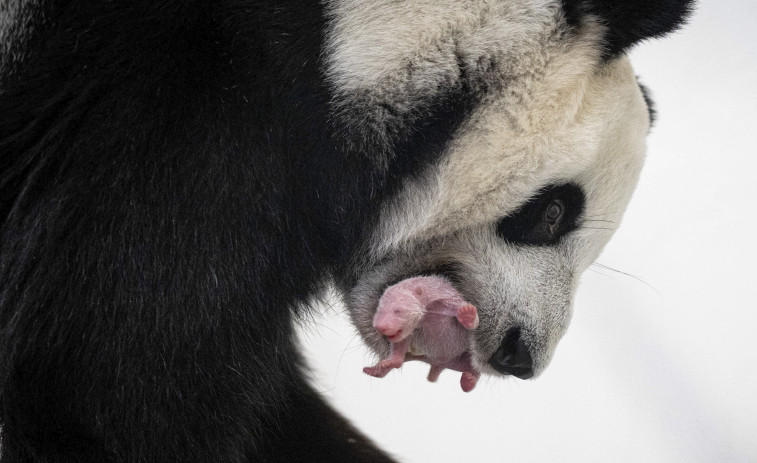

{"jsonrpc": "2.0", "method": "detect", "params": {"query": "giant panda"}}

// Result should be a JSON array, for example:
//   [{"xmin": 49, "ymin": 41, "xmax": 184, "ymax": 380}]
[{"xmin": 0, "ymin": 0, "xmax": 692, "ymax": 461}]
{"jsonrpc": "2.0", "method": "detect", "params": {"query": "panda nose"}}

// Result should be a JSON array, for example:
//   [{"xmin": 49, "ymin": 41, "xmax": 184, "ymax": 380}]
[{"xmin": 488, "ymin": 328, "xmax": 534, "ymax": 379}]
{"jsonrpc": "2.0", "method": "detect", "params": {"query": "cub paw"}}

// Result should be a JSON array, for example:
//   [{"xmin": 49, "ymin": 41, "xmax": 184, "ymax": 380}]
[{"xmin": 456, "ymin": 304, "xmax": 479, "ymax": 330}]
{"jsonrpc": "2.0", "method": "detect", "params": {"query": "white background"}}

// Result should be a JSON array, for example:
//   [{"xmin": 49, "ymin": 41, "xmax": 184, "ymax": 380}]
[{"xmin": 298, "ymin": 1, "xmax": 757, "ymax": 461}]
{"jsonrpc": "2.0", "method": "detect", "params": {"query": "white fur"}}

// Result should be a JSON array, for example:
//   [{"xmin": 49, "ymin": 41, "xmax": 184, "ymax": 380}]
[
  {"xmin": 323, "ymin": 0, "xmax": 597, "ymax": 162},
  {"xmin": 330, "ymin": 1, "xmax": 650, "ymax": 377}
]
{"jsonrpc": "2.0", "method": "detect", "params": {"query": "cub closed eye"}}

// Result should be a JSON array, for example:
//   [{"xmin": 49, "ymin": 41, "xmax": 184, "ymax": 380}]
[{"xmin": 496, "ymin": 184, "xmax": 585, "ymax": 246}]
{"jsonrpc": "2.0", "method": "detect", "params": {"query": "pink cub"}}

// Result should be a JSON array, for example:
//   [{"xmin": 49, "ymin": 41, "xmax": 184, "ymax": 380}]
[{"xmin": 363, "ymin": 275, "xmax": 481, "ymax": 392}]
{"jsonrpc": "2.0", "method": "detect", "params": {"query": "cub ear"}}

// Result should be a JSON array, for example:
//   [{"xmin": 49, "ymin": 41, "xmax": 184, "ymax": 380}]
[{"xmin": 561, "ymin": 0, "xmax": 695, "ymax": 58}]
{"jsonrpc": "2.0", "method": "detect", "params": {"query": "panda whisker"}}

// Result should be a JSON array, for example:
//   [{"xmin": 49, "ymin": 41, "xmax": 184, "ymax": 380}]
[
  {"xmin": 583, "ymin": 212, "xmax": 619, "ymax": 220},
  {"xmin": 582, "ymin": 219, "xmax": 616, "ymax": 224},
  {"xmin": 582, "ymin": 226, "xmax": 617, "ymax": 231},
  {"xmin": 591, "ymin": 262, "xmax": 661, "ymax": 295}
]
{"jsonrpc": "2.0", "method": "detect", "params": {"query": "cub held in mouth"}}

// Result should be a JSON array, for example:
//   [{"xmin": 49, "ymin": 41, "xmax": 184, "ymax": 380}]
[{"xmin": 363, "ymin": 275, "xmax": 481, "ymax": 392}]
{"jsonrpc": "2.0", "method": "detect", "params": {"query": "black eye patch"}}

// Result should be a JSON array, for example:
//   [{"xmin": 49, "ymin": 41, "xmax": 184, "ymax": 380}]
[{"xmin": 496, "ymin": 183, "xmax": 585, "ymax": 246}]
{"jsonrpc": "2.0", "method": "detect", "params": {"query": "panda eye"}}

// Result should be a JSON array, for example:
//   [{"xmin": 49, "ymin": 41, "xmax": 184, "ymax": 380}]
[
  {"xmin": 544, "ymin": 199, "xmax": 564, "ymax": 225},
  {"xmin": 496, "ymin": 184, "xmax": 585, "ymax": 246}
]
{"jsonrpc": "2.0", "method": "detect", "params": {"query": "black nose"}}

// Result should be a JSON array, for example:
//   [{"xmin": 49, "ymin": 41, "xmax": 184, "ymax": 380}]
[{"xmin": 488, "ymin": 328, "xmax": 534, "ymax": 379}]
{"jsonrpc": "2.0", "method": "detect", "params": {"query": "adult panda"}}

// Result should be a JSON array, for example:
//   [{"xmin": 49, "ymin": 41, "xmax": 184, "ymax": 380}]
[{"xmin": 0, "ymin": 0, "xmax": 692, "ymax": 461}]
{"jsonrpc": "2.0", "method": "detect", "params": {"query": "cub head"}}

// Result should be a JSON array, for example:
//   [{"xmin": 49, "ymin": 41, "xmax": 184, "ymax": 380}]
[{"xmin": 327, "ymin": 0, "xmax": 693, "ymax": 381}]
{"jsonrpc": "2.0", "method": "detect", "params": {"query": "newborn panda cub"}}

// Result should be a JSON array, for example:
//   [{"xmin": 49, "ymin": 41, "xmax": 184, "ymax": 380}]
[{"xmin": 363, "ymin": 276, "xmax": 481, "ymax": 392}]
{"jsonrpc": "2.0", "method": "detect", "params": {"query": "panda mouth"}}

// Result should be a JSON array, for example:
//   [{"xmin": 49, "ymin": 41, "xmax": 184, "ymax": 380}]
[
  {"xmin": 385, "ymin": 330, "xmax": 404, "ymax": 343},
  {"xmin": 361, "ymin": 274, "xmax": 482, "ymax": 392}
]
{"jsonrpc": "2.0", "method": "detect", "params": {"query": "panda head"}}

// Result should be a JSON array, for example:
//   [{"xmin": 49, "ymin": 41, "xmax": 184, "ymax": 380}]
[{"xmin": 327, "ymin": 0, "xmax": 693, "ymax": 381}]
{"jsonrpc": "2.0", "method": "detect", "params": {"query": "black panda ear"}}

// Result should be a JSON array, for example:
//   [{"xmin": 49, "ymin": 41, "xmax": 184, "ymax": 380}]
[{"xmin": 562, "ymin": 0, "xmax": 695, "ymax": 59}]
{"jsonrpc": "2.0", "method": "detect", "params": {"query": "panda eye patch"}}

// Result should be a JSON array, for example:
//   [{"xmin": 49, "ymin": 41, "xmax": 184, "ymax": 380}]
[{"xmin": 496, "ymin": 184, "xmax": 585, "ymax": 246}]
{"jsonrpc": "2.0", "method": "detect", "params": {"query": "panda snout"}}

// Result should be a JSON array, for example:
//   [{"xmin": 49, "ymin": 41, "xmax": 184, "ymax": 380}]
[{"xmin": 488, "ymin": 327, "xmax": 534, "ymax": 380}]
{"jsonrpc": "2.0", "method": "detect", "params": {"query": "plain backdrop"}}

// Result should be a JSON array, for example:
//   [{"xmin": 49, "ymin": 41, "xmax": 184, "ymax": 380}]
[{"xmin": 297, "ymin": 1, "xmax": 757, "ymax": 461}]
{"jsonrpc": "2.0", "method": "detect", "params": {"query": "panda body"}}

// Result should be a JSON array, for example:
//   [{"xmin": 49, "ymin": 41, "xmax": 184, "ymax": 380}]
[{"xmin": 0, "ymin": 1, "xmax": 692, "ymax": 461}]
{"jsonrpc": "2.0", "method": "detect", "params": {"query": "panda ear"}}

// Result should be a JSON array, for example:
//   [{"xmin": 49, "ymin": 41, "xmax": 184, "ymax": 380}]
[{"xmin": 561, "ymin": 0, "xmax": 695, "ymax": 58}]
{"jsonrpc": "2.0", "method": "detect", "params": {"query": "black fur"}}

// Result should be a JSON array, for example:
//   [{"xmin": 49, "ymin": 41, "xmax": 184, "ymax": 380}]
[
  {"xmin": 0, "ymin": 1, "xmax": 426, "ymax": 461},
  {"xmin": 562, "ymin": 0, "xmax": 695, "ymax": 58},
  {"xmin": 0, "ymin": 1, "xmax": 692, "ymax": 461},
  {"xmin": 637, "ymin": 80, "xmax": 658, "ymax": 127}
]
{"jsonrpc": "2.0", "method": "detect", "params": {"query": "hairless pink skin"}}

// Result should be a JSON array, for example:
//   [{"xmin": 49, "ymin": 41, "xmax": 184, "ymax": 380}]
[{"xmin": 362, "ymin": 275, "xmax": 481, "ymax": 392}]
